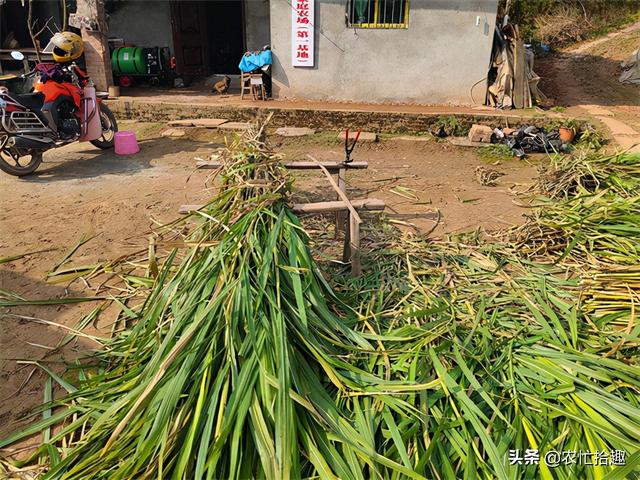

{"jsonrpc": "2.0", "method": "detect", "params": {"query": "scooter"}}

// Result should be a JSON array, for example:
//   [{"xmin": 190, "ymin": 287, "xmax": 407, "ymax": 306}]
[{"xmin": 0, "ymin": 51, "xmax": 118, "ymax": 176}]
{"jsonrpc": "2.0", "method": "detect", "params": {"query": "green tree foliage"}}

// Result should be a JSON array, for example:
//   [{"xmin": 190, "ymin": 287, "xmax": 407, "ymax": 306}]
[{"xmin": 499, "ymin": 0, "xmax": 640, "ymax": 43}]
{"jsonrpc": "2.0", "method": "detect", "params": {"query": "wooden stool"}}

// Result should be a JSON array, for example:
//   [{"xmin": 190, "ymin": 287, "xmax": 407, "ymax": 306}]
[
  {"xmin": 250, "ymin": 74, "xmax": 266, "ymax": 101},
  {"xmin": 240, "ymin": 71, "xmax": 252, "ymax": 100}
]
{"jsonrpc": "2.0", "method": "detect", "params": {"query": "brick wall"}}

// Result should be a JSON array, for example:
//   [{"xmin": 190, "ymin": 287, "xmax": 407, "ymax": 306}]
[
  {"xmin": 82, "ymin": 30, "xmax": 113, "ymax": 91},
  {"xmin": 74, "ymin": 0, "xmax": 113, "ymax": 91},
  {"xmin": 105, "ymin": 99, "xmax": 575, "ymax": 134}
]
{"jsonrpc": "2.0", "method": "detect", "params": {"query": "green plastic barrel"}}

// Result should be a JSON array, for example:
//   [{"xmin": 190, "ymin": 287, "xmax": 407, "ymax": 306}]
[{"xmin": 111, "ymin": 47, "xmax": 148, "ymax": 75}]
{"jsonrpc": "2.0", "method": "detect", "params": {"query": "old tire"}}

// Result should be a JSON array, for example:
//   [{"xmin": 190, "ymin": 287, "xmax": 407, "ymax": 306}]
[{"xmin": 90, "ymin": 103, "xmax": 118, "ymax": 150}]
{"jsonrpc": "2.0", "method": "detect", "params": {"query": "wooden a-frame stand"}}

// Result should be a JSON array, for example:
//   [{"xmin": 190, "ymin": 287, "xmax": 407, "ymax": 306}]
[{"xmin": 182, "ymin": 158, "xmax": 385, "ymax": 275}]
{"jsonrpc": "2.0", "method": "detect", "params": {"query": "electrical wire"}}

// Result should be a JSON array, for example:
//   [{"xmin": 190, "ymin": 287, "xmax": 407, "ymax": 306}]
[{"xmin": 469, "ymin": 76, "xmax": 488, "ymax": 105}]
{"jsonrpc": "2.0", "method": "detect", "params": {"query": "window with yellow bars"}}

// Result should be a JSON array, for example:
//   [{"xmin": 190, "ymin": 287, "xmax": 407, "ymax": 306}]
[{"xmin": 347, "ymin": 0, "xmax": 409, "ymax": 29}]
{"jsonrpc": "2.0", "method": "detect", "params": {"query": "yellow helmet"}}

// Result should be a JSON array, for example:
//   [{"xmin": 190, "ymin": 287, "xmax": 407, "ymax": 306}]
[{"xmin": 51, "ymin": 32, "xmax": 84, "ymax": 63}]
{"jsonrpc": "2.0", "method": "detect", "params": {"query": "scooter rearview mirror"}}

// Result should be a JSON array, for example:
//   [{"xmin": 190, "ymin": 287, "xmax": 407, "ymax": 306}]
[{"xmin": 10, "ymin": 51, "xmax": 25, "ymax": 61}]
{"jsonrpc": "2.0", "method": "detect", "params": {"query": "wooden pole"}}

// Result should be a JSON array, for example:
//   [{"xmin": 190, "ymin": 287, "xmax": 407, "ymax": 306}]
[
  {"xmin": 196, "ymin": 160, "xmax": 368, "ymax": 171},
  {"xmin": 349, "ymin": 212, "xmax": 362, "ymax": 276},
  {"xmin": 62, "ymin": 0, "xmax": 68, "ymax": 31},
  {"xmin": 342, "ymin": 216, "xmax": 351, "ymax": 262},
  {"xmin": 179, "ymin": 198, "xmax": 385, "ymax": 215},
  {"xmin": 307, "ymin": 155, "xmax": 361, "ymax": 226},
  {"xmin": 308, "ymin": 155, "xmax": 363, "ymax": 276},
  {"xmin": 27, "ymin": 0, "xmax": 42, "ymax": 63},
  {"xmin": 336, "ymin": 166, "xmax": 347, "ymax": 236}
]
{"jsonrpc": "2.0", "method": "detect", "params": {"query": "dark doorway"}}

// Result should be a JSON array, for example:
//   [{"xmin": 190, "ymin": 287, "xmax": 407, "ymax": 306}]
[
  {"xmin": 1, "ymin": 0, "xmax": 62, "ymax": 51},
  {"xmin": 207, "ymin": 0, "xmax": 245, "ymax": 74},
  {"xmin": 170, "ymin": 0, "xmax": 244, "ymax": 77}
]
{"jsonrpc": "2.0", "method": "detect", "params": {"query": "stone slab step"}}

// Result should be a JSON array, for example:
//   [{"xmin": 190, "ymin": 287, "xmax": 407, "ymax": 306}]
[
  {"xmin": 218, "ymin": 122, "xmax": 251, "ymax": 131},
  {"xmin": 391, "ymin": 136, "xmax": 431, "ymax": 142},
  {"xmin": 276, "ymin": 127, "xmax": 316, "ymax": 137},
  {"xmin": 449, "ymin": 137, "xmax": 495, "ymax": 147},
  {"xmin": 161, "ymin": 128, "xmax": 187, "ymax": 137},
  {"xmin": 338, "ymin": 131, "xmax": 377, "ymax": 142},
  {"xmin": 168, "ymin": 118, "xmax": 228, "ymax": 128},
  {"xmin": 597, "ymin": 116, "xmax": 639, "ymax": 136}
]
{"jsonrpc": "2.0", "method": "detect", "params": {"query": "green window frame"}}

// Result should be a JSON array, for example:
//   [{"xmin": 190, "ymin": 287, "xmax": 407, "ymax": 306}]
[{"xmin": 347, "ymin": 0, "xmax": 409, "ymax": 29}]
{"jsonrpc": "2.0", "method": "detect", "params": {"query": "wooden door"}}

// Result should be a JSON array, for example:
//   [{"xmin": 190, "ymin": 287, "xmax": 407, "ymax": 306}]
[{"xmin": 170, "ymin": 1, "xmax": 209, "ymax": 76}]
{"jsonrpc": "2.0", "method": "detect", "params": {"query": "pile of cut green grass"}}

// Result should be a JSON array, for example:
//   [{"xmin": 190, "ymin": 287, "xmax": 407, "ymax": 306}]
[
  {"xmin": 0, "ymin": 121, "xmax": 422, "ymax": 480},
  {"xmin": 1, "ymin": 124, "xmax": 639, "ymax": 479}
]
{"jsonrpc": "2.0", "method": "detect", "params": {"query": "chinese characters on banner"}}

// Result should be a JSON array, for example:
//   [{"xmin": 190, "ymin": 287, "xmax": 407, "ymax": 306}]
[{"xmin": 292, "ymin": 0, "xmax": 314, "ymax": 67}]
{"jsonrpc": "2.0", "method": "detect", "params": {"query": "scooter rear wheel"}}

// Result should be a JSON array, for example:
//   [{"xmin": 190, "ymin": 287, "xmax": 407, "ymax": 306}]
[
  {"xmin": 90, "ymin": 104, "xmax": 118, "ymax": 150},
  {"xmin": 0, "ymin": 145, "xmax": 43, "ymax": 176}
]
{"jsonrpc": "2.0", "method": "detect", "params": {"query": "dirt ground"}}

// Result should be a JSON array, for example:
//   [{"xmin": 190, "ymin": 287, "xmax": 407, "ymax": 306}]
[
  {"xmin": 0, "ymin": 121, "xmax": 539, "ymax": 443},
  {"xmin": 536, "ymin": 21, "xmax": 640, "ymax": 134}
]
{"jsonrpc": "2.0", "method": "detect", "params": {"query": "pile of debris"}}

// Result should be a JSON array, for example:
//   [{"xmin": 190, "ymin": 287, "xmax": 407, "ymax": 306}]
[
  {"xmin": 494, "ymin": 125, "xmax": 565, "ymax": 157},
  {"xmin": 619, "ymin": 48, "xmax": 640, "ymax": 85},
  {"xmin": 468, "ymin": 123, "xmax": 567, "ymax": 158},
  {"xmin": 485, "ymin": 23, "xmax": 546, "ymax": 109}
]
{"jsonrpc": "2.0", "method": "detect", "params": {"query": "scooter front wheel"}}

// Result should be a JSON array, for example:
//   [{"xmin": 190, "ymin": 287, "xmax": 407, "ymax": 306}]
[
  {"xmin": 0, "ymin": 145, "xmax": 43, "ymax": 176},
  {"xmin": 90, "ymin": 103, "xmax": 118, "ymax": 150}
]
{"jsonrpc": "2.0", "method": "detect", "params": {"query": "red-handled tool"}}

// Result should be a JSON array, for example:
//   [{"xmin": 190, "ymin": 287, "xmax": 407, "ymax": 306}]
[{"xmin": 344, "ymin": 128, "xmax": 361, "ymax": 164}]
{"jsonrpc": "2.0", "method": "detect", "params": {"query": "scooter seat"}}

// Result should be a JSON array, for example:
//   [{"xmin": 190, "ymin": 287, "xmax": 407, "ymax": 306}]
[{"xmin": 10, "ymin": 92, "xmax": 45, "ymax": 111}]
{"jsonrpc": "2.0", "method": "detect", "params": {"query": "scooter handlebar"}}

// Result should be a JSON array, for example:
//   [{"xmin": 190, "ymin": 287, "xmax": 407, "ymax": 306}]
[{"xmin": 20, "ymin": 69, "xmax": 37, "ymax": 79}]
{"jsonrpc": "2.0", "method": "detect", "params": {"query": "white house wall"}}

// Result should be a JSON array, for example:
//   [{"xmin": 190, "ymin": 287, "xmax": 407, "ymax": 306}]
[
  {"xmin": 269, "ymin": 0, "xmax": 499, "ymax": 104},
  {"xmin": 245, "ymin": 0, "xmax": 272, "ymax": 50}
]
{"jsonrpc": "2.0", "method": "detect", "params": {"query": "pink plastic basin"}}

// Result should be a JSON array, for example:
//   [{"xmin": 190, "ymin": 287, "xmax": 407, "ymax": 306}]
[{"xmin": 114, "ymin": 131, "xmax": 140, "ymax": 155}]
